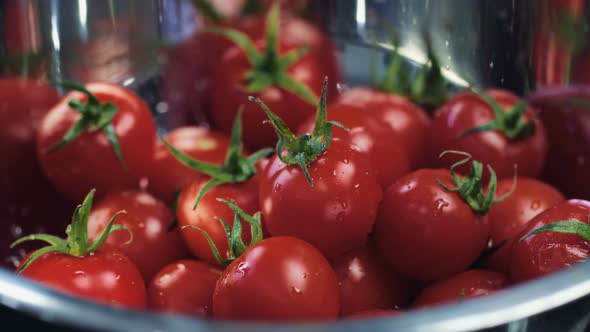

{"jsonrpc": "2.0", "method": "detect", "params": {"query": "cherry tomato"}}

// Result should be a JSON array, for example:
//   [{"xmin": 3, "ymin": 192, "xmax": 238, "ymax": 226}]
[
  {"xmin": 36, "ymin": 82, "xmax": 157, "ymax": 202},
  {"xmin": 412, "ymin": 270, "xmax": 507, "ymax": 308},
  {"xmin": 510, "ymin": 199, "xmax": 590, "ymax": 283},
  {"xmin": 148, "ymin": 260, "xmax": 221, "ymax": 317},
  {"xmin": 213, "ymin": 236, "xmax": 339, "ymax": 320},
  {"xmin": 149, "ymin": 127, "xmax": 231, "ymax": 203},
  {"xmin": 345, "ymin": 309, "xmax": 403, "ymax": 320},
  {"xmin": 20, "ymin": 250, "xmax": 146, "ymax": 309},
  {"xmin": 336, "ymin": 87, "xmax": 431, "ymax": 168},
  {"xmin": 375, "ymin": 169, "xmax": 489, "ymax": 281},
  {"xmin": 87, "ymin": 191, "xmax": 189, "ymax": 281},
  {"xmin": 332, "ymin": 243, "xmax": 408, "ymax": 316},
  {"xmin": 260, "ymin": 139, "xmax": 382, "ymax": 258},
  {"xmin": 485, "ymin": 178, "xmax": 565, "ymax": 274},
  {"xmin": 298, "ymin": 103, "xmax": 410, "ymax": 189},
  {"xmin": 429, "ymin": 90, "xmax": 548, "ymax": 180}
]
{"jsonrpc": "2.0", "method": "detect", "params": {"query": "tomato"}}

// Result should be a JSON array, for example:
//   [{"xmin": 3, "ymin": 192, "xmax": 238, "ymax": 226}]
[
  {"xmin": 298, "ymin": 103, "xmax": 410, "ymax": 189},
  {"xmin": 510, "ymin": 199, "xmax": 590, "ymax": 283},
  {"xmin": 485, "ymin": 178, "xmax": 565, "ymax": 274},
  {"xmin": 87, "ymin": 191, "xmax": 189, "ymax": 281},
  {"xmin": 375, "ymin": 169, "xmax": 489, "ymax": 281},
  {"xmin": 36, "ymin": 82, "xmax": 157, "ymax": 202},
  {"xmin": 412, "ymin": 270, "xmax": 507, "ymax": 308},
  {"xmin": 345, "ymin": 309, "xmax": 403, "ymax": 320},
  {"xmin": 260, "ymin": 139, "xmax": 382, "ymax": 258},
  {"xmin": 429, "ymin": 90, "xmax": 548, "ymax": 180},
  {"xmin": 149, "ymin": 127, "xmax": 231, "ymax": 203},
  {"xmin": 20, "ymin": 250, "xmax": 146, "ymax": 309},
  {"xmin": 336, "ymin": 88, "xmax": 431, "ymax": 169},
  {"xmin": 213, "ymin": 236, "xmax": 339, "ymax": 320},
  {"xmin": 332, "ymin": 243, "xmax": 408, "ymax": 316},
  {"xmin": 148, "ymin": 260, "xmax": 221, "ymax": 317}
]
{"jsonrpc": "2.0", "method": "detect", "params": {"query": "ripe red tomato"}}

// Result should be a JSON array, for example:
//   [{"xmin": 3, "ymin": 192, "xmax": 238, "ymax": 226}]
[
  {"xmin": 148, "ymin": 127, "xmax": 231, "ymax": 203},
  {"xmin": 87, "ymin": 191, "xmax": 189, "ymax": 281},
  {"xmin": 213, "ymin": 236, "xmax": 339, "ymax": 320},
  {"xmin": 375, "ymin": 169, "xmax": 489, "ymax": 281},
  {"xmin": 510, "ymin": 199, "xmax": 590, "ymax": 283},
  {"xmin": 336, "ymin": 87, "xmax": 431, "ymax": 169},
  {"xmin": 345, "ymin": 309, "xmax": 403, "ymax": 319},
  {"xmin": 429, "ymin": 90, "xmax": 548, "ymax": 180},
  {"xmin": 332, "ymin": 243, "xmax": 408, "ymax": 316},
  {"xmin": 412, "ymin": 270, "xmax": 507, "ymax": 308},
  {"xmin": 148, "ymin": 260, "xmax": 221, "ymax": 317},
  {"xmin": 260, "ymin": 139, "xmax": 382, "ymax": 258},
  {"xmin": 298, "ymin": 103, "xmax": 410, "ymax": 189},
  {"xmin": 20, "ymin": 250, "xmax": 146, "ymax": 309},
  {"xmin": 36, "ymin": 82, "xmax": 157, "ymax": 202},
  {"xmin": 485, "ymin": 178, "xmax": 565, "ymax": 274}
]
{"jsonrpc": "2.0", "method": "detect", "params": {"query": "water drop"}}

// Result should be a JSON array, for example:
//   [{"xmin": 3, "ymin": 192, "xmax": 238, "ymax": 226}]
[
  {"xmin": 339, "ymin": 200, "xmax": 348, "ymax": 209},
  {"xmin": 274, "ymin": 183, "xmax": 282, "ymax": 192},
  {"xmin": 343, "ymin": 159, "xmax": 349, "ymax": 164},
  {"xmin": 435, "ymin": 198, "xmax": 449, "ymax": 212},
  {"xmin": 354, "ymin": 183, "xmax": 360, "ymax": 189},
  {"xmin": 333, "ymin": 170, "xmax": 337, "ymax": 177},
  {"xmin": 489, "ymin": 61, "xmax": 494, "ymax": 68},
  {"xmin": 237, "ymin": 262, "xmax": 249, "ymax": 276},
  {"xmin": 291, "ymin": 286, "xmax": 302, "ymax": 295},
  {"xmin": 530, "ymin": 201, "xmax": 541, "ymax": 210}
]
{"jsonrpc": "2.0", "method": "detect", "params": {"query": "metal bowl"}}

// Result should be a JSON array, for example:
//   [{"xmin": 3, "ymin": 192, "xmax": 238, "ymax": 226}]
[{"xmin": 1, "ymin": 0, "xmax": 590, "ymax": 331}]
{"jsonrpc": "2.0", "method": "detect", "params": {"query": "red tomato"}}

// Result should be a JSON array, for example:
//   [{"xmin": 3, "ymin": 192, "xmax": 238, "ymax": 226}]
[
  {"xmin": 485, "ymin": 178, "xmax": 565, "ymax": 273},
  {"xmin": 429, "ymin": 90, "xmax": 548, "ymax": 180},
  {"xmin": 36, "ymin": 83, "xmax": 157, "ymax": 202},
  {"xmin": 298, "ymin": 103, "xmax": 410, "ymax": 189},
  {"xmin": 177, "ymin": 176, "xmax": 260, "ymax": 265},
  {"xmin": 336, "ymin": 87, "xmax": 431, "ymax": 169},
  {"xmin": 149, "ymin": 127, "xmax": 231, "ymax": 203},
  {"xmin": 510, "ymin": 199, "xmax": 590, "ymax": 283},
  {"xmin": 87, "ymin": 191, "xmax": 189, "ymax": 281},
  {"xmin": 148, "ymin": 260, "xmax": 221, "ymax": 317},
  {"xmin": 260, "ymin": 139, "xmax": 382, "ymax": 258},
  {"xmin": 20, "ymin": 250, "xmax": 146, "ymax": 309},
  {"xmin": 332, "ymin": 243, "xmax": 408, "ymax": 316},
  {"xmin": 412, "ymin": 270, "xmax": 507, "ymax": 308},
  {"xmin": 375, "ymin": 169, "xmax": 489, "ymax": 281},
  {"xmin": 345, "ymin": 309, "xmax": 403, "ymax": 320},
  {"xmin": 213, "ymin": 236, "xmax": 339, "ymax": 320}
]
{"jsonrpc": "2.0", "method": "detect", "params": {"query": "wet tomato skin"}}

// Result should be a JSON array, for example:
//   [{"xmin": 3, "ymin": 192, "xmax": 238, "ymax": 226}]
[
  {"xmin": 36, "ymin": 82, "xmax": 157, "ymax": 202},
  {"xmin": 148, "ymin": 260, "xmax": 221, "ymax": 317},
  {"xmin": 510, "ymin": 199, "xmax": 590, "ymax": 283},
  {"xmin": 345, "ymin": 309, "xmax": 403, "ymax": 320},
  {"xmin": 259, "ymin": 139, "xmax": 382, "ymax": 258},
  {"xmin": 87, "ymin": 191, "xmax": 189, "ymax": 282},
  {"xmin": 375, "ymin": 169, "xmax": 489, "ymax": 282},
  {"xmin": 212, "ymin": 236, "xmax": 340, "ymax": 320},
  {"xmin": 485, "ymin": 178, "xmax": 565, "ymax": 274},
  {"xmin": 429, "ymin": 90, "xmax": 548, "ymax": 180},
  {"xmin": 19, "ymin": 250, "xmax": 147, "ymax": 309},
  {"xmin": 412, "ymin": 269, "xmax": 507, "ymax": 308}
]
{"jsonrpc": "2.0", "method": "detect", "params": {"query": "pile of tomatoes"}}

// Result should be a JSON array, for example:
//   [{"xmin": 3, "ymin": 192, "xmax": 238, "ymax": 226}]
[{"xmin": 3, "ymin": 0, "xmax": 590, "ymax": 323}]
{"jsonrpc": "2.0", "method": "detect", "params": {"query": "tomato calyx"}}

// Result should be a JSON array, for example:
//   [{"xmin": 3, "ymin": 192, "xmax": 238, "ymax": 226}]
[
  {"xmin": 46, "ymin": 82, "xmax": 127, "ymax": 169},
  {"xmin": 207, "ymin": 3, "xmax": 318, "ymax": 105},
  {"xmin": 249, "ymin": 77, "xmax": 347, "ymax": 186},
  {"xmin": 458, "ymin": 89, "xmax": 536, "ymax": 141},
  {"xmin": 520, "ymin": 215, "xmax": 590, "ymax": 242},
  {"xmin": 436, "ymin": 151, "xmax": 515, "ymax": 215},
  {"xmin": 163, "ymin": 109, "xmax": 272, "ymax": 209},
  {"xmin": 10, "ymin": 189, "xmax": 130, "ymax": 273},
  {"xmin": 183, "ymin": 199, "xmax": 263, "ymax": 265}
]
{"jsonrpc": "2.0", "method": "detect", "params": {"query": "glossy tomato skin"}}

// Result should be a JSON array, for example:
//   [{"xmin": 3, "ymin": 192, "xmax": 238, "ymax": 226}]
[
  {"xmin": 485, "ymin": 178, "xmax": 565, "ymax": 274},
  {"xmin": 177, "ymin": 176, "xmax": 260, "ymax": 265},
  {"xmin": 36, "ymin": 82, "xmax": 157, "ymax": 202},
  {"xmin": 148, "ymin": 260, "xmax": 221, "ymax": 317},
  {"xmin": 298, "ymin": 104, "xmax": 410, "ymax": 189},
  {"xmin": 412, "ymin": 270, "xmax": 507, "ymax": 308},
  {"xmin": 149, "ymin": 127, "xmax": 231, "ymax": 203},
  {"xmin": 210, "ymin": 40, "xmax": 327, "ymax": 151},
  {"xmin": 20, "ymin": 250, "xmax": 146, "ymax": 309},
  {"xmin": 260, "ymin": 139, "xmax": 382, "ymax": 258},
  {"xmin": 345, "ymin": 309, "xmax": 402, "ymax": 320},
  {"xmin": 429, "ymin": 90, "xmax": 548, "ymax": 180},
  {"xmin": 332, "ymin": 243, "xmax": 408, "ymax": 316},
  {"xmin": 336, "ymin": 88, "xmax": 431, "ymax": 169},
  {"xmin": 213, "ymin": 236, "xmax": 339, "ymax": 320},
  {"xmin": 375, "ymin": 169, "xmax": 489, "ymax": 282},
  {"xmin": 510, "ymin": 199, "xmax": 590, "ymax": 283},
  {"xmin": 87, "ymin": 191, "xmax": 189, "ymax": 281}
]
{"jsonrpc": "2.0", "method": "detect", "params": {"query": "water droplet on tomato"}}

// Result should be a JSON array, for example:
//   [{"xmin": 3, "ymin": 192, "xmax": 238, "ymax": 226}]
[
  {"xmin": 435, "ymin": 198, "xmax": 449, "ymax": 212},
  {"xmin": 354, "ymin": 183, "xmax": 360, "ymax": 189},
  {"xmin": 333, "ymin": 170, "xmax": 337, "ymax": 177},
  {"xmin": 291, "ymin": 286, "xmax": 302, "ymax": 295},
  {"xmin": 339, "ymin": 200, "xmax": 348, "ymax": 209},
  {"xmin": 274, "ymin": 183, "xmax": 282, "ymax": 192},
  {"xmin": 343, "ymin": 159, "xmax": 350, "ymax": 164},
  {"xmin": 237, "ymin": 262, "xmax": 249, "ymax": 276},
  {"xmin": 531, "ymin": 201, "xmax": 541, "ymax": 210}
]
